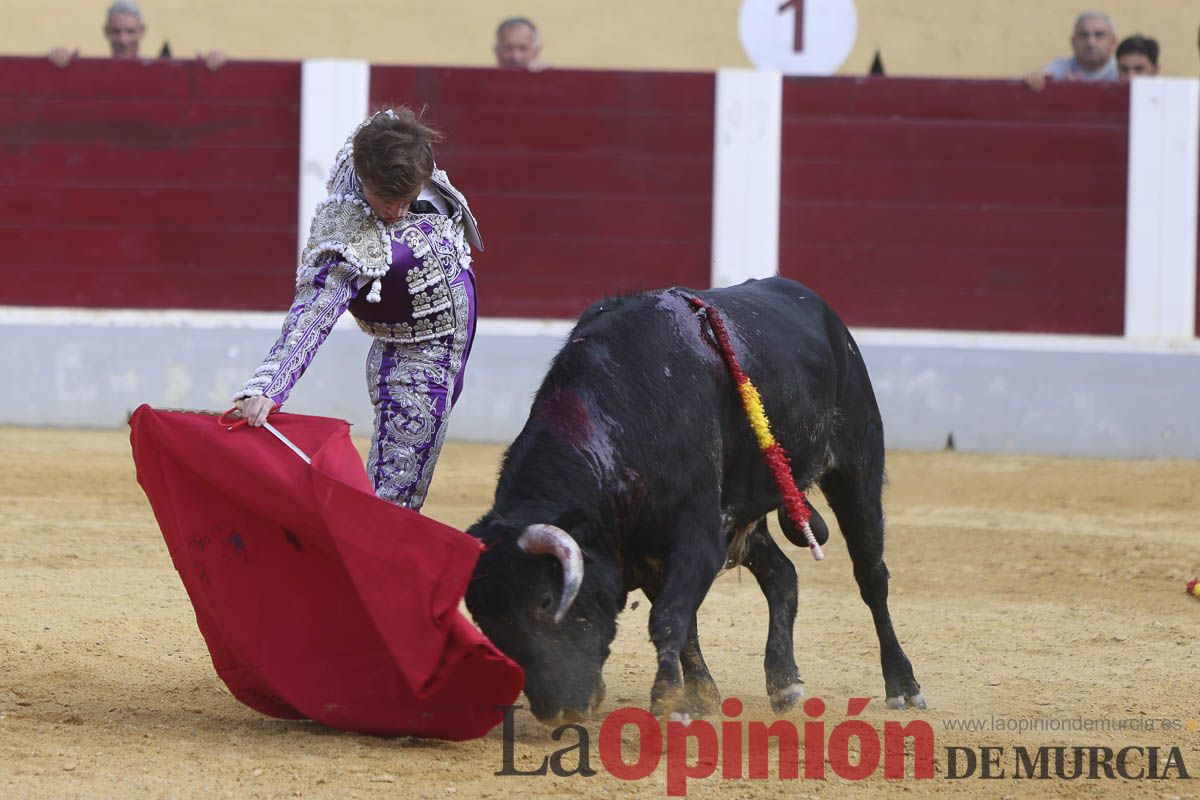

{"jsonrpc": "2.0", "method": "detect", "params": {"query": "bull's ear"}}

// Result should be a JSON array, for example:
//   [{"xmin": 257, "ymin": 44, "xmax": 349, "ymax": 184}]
[{"xmin": 553, "ymin": 508, "xmax": 587, "ymax": 532}]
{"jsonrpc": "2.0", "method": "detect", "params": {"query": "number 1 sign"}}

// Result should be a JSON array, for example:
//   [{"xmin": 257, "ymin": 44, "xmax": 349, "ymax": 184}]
[{"xmin": 738, "ymin": 0, "xmax": 858, "ymax": 75}]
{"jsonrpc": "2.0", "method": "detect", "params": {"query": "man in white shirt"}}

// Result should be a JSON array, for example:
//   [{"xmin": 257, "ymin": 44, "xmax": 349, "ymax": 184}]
[{"xmin": 1025, "ymin": 11, "xmax": 1118, "ymax": 91}]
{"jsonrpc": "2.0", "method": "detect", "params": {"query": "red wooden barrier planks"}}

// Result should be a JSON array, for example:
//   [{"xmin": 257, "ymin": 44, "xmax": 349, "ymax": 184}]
[
  {"xmin": 780, "ymin": 77, "xmax": 1129, "ymax": 334},
  {"xmin": 5, "ymin": 60, "xmax": 1148, "ymax": 333},
  {"xmin": 0, "ymin": 56, "xmax": 299, "ymax": 310},
  {"xmin": 371, "ymin": 66, "xmax": 715, "ymax": 319}
]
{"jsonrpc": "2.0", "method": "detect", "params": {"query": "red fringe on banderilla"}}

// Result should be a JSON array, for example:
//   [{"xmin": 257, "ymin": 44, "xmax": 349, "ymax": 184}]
[{"xmin": 686, "ymin": 295, "xmax": 823, "ymax": 561}]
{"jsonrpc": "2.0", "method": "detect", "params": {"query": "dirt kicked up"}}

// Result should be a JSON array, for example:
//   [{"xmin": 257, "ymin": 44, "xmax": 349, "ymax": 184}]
[{"xmin": 1, "ymin": 426, "xmax": 1198, "ymax": 799}]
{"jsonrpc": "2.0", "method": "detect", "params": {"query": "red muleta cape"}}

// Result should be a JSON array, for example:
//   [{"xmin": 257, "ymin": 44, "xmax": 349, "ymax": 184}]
[{"xmin": 128, "ymin": 405, "xmax": 522, "ymax": 739}]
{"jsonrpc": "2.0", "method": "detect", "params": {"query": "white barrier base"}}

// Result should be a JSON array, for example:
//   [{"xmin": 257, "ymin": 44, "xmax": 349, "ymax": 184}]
[{"xmin": 3, "ymin": 308, "xmax": 1197, "ymax": 459}]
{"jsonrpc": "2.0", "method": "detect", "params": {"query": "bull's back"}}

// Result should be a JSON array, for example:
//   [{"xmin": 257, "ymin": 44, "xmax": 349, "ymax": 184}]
[
  {"xmin": 696, "ymin": 278, "xmax": 847, "ymax": 366},
  {"xmin": 566, "ymin": 276, "xmax": 864, "ymax": 454},
  {"xmin": 698, "ymin": 277, "xmax": 859, "ymax": 416},
  {"xmin": 566, "ymin": 277, "xmax": 857, "ymax": 412},
  {"xmin": 530, "ymin": 278, "xmax": 870, "ymax": 529}
]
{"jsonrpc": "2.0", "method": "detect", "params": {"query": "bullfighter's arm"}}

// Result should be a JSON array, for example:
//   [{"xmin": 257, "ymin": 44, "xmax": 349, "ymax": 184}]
[{"xmin": 233, "ymin": 253, "xmax": 359, "ymax": 407}]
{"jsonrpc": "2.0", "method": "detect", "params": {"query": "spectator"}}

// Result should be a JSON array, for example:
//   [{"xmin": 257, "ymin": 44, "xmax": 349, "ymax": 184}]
[
  {"xmin": 100, "ymin": 0, "xmax": 145, "ymax": 58},
  {"xmin": 1025, "ymin": 11, "xmax": 1118, "ymax": 91},
  {"xmin": 1116, "ymin": 35, "xmax": 1160, "ymax": 78},
  {"xmin": 494, "ymin": 16, "xmax": 546, "ymax": 71},
  {"xmin": 49, "ymin": 1, "xmax": 225, "ymax": 70}
]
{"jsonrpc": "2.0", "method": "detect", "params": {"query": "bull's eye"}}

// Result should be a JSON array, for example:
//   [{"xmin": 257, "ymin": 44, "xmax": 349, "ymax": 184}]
[{"xmin": 538, "ymin": 593, "xmax": 554, "ymax": 613}]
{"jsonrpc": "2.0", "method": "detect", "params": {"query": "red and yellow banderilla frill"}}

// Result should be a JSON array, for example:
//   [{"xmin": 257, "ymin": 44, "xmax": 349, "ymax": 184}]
[{"xmin": 687, "ymin": 296, "xmax": 824, "ymax": 561}]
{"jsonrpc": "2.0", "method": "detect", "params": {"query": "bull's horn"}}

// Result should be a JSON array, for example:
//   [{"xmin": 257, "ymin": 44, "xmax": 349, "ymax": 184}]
[{"xmin": 518, "ymin": 524, "xmax": 584, "ymax": 623}]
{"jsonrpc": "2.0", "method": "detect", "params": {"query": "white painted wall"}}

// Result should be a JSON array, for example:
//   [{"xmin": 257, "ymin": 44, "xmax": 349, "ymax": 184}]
[
  {"xmin": 1124, "ymin": 78, "xmax": 1200, "ymax": 345},
  {"xmin": 5, "ymin": 307, "xmax": 1199, "ymax": 458},
  {"xmin": 711, "ymin": 69, "xmax": 782, "ymax": 288},
  {"xmin": 298, "ymin": 60, "xmax": 370, "ymax": 258},
  {"xmin": 0, "ymin": 307, "xmax": 568, "ymax": 443}
]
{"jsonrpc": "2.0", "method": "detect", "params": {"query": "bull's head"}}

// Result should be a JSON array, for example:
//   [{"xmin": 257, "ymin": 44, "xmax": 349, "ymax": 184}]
[{"xmin": 465, "ymin": 513, "xmax": 620, "ymax": 723}]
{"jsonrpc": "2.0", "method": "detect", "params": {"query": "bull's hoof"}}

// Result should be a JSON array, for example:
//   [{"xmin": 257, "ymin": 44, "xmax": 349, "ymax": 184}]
[
  {"xmin": 650, "ymin": 684, "xmax": 686, "ymax": 719},
  {"xmin": 885, "ymin": 692, "xmax": 927, "ymax": 710},
  {"xmin": 769, "ymin": 682, "xmax": 806, "ymax": 713},
  {"xmin": 591, "ymin": 676, "xmax": 607, "ymax": 712},
  {"xmin": 685, "ymin": 678, "xmax": 721, "ymax": 717},
  {"xmin": 652, "ymin": 685, "xmax": 713, "ymax": 720}
]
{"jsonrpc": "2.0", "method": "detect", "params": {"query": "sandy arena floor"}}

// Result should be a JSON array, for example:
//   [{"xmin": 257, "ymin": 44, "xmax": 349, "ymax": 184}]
[{"xmin": 1, "ymin": 426, "xmax": 1198, "ymax": 799}]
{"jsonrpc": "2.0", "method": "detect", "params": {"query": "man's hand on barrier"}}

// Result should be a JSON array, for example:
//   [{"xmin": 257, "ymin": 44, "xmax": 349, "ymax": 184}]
[{"xmin": 49, "ymin": 47, "xmax": 79, "ymax": 68}]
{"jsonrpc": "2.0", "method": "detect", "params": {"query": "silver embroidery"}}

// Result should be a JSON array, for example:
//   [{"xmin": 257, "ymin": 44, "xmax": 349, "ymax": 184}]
[
  {"xmin": 430, "ymin": 168, "xmax": 484, "ymax": 251},
  {"xmin": 365, "ymin": 279, "xmax": 472, "ymax": 510},
  {"xmin": 238, "ymin": 110, "xmax": 480, "ymax": 508},
  {"xmin": 234, "ymin": 258, "xmax": 356, "ymax": 402},
  {"xmin": 309, "ymin": 109, "xmax": 482, "ymax": 305},
  {"xmin": 352, "ymin": 219, "xmax": 471, "ymax": 344},
  {"xmin": 367, "ymin": 341, "xmax": 444, "ymax": 508},
  {"xmin": 410, "ymin": 282, "xmax": 471, "ymax": 507}
]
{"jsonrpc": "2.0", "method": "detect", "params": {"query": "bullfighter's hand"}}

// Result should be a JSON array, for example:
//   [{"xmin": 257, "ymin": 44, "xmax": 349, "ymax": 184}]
[{"xmin": 236, "ymin": 395, "xmax": 275, "ymax": 428}]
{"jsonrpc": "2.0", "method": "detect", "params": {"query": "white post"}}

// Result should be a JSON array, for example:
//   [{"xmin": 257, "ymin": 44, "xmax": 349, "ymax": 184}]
[
  {"xmin": 1124, "ymin": 77, "xmax": 1200, "ymax": 344},
  {"xmin": 298, "ymin": 59, "xmax": 370, "ymax": 260},
  {"xmin": 711, "ymin": 69, "xmax": 783, "ymax": 289}
]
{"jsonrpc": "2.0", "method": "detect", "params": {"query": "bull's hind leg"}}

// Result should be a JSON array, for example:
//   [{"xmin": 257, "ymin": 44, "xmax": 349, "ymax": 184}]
[
  {"xmin": 820, "ymin": 430, "xmax": 926, "ymax": 710},
  {"xmin": 742, "ymin": 519, "xmax": 807, "ymax": 712}
]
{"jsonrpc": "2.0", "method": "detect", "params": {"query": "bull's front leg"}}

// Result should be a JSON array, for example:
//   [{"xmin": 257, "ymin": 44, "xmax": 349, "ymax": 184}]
[
  {"xmin": 647, "ymin": 536, "xmax": 725, "ymax": 719},
  {"xmin": 680, "ymin": 614, "xmax": 721, "ymax": 715}
]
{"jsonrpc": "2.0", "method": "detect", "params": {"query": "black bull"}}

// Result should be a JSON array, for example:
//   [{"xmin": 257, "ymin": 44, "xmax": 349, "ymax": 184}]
[{"xmin": 465, "ymin": 277, "xmax": 924, "ymax": 721}]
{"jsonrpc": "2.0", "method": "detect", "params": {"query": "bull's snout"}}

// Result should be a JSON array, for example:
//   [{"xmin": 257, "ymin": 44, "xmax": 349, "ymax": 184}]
[{"xmin": 529, "ymin": 676, "xmax": 606, "ymax": 725}]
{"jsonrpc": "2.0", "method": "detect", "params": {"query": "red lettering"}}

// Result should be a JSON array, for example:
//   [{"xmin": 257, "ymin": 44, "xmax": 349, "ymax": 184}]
[
  {"xmin": 598, "ymin": 707, "xmax": 662, "ymax": 781},
  {"xmin": 802, "ymin": 696, "xmax": 825, "ymax": 779},
  {"xmin": 748, "ymin": 719, "xmax": 800, "ymax": 779},
  {"xmin": 883, "ymin": 719, "xmax": 935, "ymax": 779},
  {"xmin": 721, "ymin": 697, "xmax": 743, "ymax": 779},
  {"xmin": 827, "ymin": 699, "xmax": 880, "ymax": 781},
  {"xmin": 666, "ymin": 719, "xmax": 718, "ymax": 797}
]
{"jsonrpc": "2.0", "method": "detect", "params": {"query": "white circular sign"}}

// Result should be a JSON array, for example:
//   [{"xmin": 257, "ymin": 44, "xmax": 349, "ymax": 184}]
[{"xmin": 738, "ymin": 0, "xmax": 858, "ymax": 75}]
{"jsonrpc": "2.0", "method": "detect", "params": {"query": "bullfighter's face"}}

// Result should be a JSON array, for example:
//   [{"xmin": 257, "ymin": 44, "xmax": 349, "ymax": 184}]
[
  {"xmin": 466, "ymin": 520, "xmax": 620, "ymax": 723},
  {"xmin": 360, "ymin": 180, "xmax": 419, "ymax": 225}
]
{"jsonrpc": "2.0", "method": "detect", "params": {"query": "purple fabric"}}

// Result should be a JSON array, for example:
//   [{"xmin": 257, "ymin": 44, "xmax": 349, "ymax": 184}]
[
  {"xmin": 248, "ymin": 256, "xmax": 357, "ymax": 408},
  {"xmin": 240, "ymin": 212, "xmax": 476, "ymax": 512},
  {"xmin": 365, "ymin": 264, "xmax": 476, "ymax": 511}
]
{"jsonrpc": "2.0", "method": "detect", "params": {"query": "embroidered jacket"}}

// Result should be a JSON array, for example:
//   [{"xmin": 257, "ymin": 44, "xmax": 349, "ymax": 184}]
[{"xmin": 234, "ymin": 112, "xmax": 481, "ymax": 406}]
